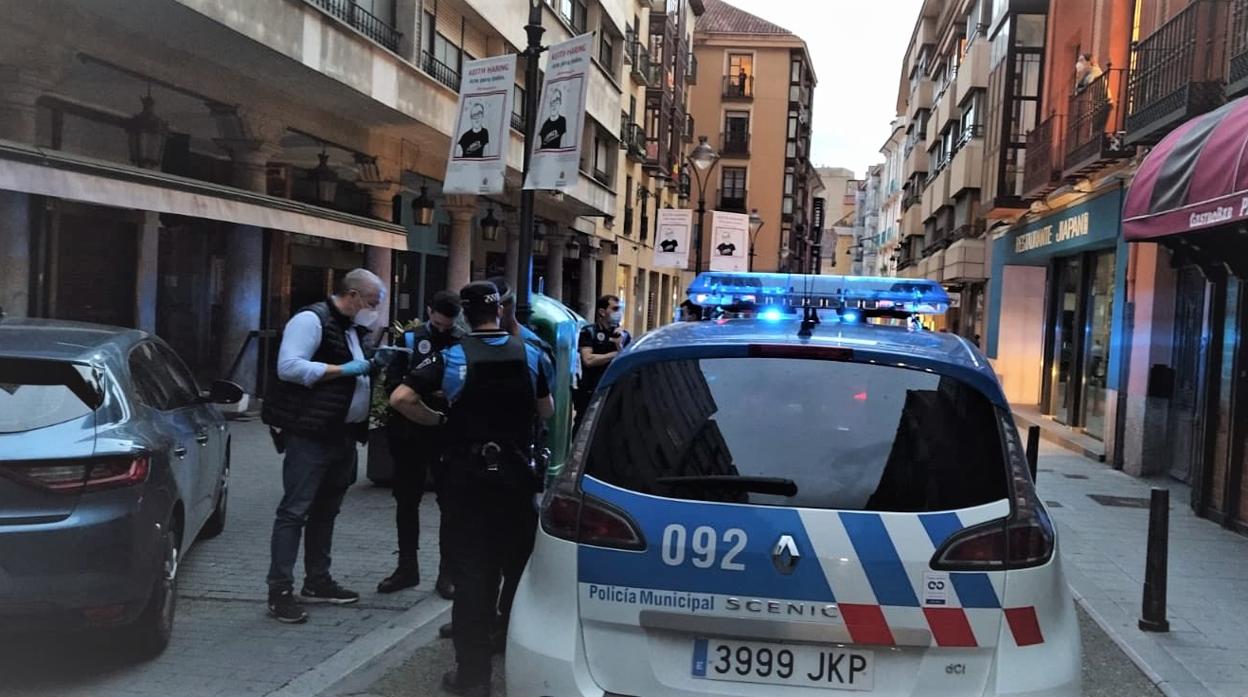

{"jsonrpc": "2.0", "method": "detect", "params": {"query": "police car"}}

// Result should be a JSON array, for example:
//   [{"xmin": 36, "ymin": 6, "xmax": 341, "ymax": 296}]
[{"xmin": 506, "ymin": 273, "xmax": 1080, "ymax": 697}]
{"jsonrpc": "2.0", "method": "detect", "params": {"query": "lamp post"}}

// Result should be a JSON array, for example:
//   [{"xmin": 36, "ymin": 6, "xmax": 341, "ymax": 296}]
[
  {"xmin": 684, "ymin": 136, "xmax": 720, "ymax": 273},
  {"xmin": 748, "ymin": 208, "xmax": 764, "ymax": 271},
  {"xmin": 515, "ymin": 0, "xmax": 546, "ymax": 324}
]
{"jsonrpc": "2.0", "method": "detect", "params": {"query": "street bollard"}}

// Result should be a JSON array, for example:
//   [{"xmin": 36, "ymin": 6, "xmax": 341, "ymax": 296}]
[
  {"xmin": 1025, "ymin": 425, "xmax": 1040, "ymax": 481},
  {"xmin": 1138, "ymin": 487, "xmax": 1171, "ymax": 632}
]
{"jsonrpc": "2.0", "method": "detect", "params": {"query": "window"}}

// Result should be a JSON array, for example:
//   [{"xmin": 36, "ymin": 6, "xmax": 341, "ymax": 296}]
[
  {"xmin": 571, "ymin": 0, "xmax": 587, "ymax": 32},
  {"xmin": 721, "ymin": 167, "xmax": 746, "ymax": 198},
  {"xmin": 431, "ymin": 30, "xmax": 461, "ymax": 72},
  {"xmin": 728, "ymin": 53, "xmax": 753, "ymax": 80},
  {"xmin": 592, "ymin": 131, "xmax": 612, "ymax": 184},
  {"xmin": 599, "ymin": 29, "xmax": 615, "ymax": 69},
  {"xmin": 0, "ymin": 358, "xmax": 100, "ymax": 433},
  {"xmin": 582, "ymin": 359, "xmax": 1008, "ymax": 511},
  {"xmin": 513, "ymin": 85, "xmax": 526, "ymax": 126},
  {"xmin": 790, "ymin": 57, "xmax": 802, "ymax": 83},
  {"xmin": 724, "ymin": 111, "xmax": 749, "ymax": 149}
]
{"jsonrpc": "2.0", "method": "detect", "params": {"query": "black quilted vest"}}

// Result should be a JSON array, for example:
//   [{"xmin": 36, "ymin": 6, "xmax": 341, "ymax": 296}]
[{"xmin": 262, "ymin": 300, "xmax": 363, "ymax": 441}]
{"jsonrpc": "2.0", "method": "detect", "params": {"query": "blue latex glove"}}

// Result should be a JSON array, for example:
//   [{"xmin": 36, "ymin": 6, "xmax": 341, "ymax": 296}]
[{"xmin": 339, "ymin": 359, "xmax": 371, "ymax": 377}]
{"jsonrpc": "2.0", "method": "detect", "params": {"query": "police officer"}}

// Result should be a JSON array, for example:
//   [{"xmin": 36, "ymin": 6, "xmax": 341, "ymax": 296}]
[
  {"xmin": 377, "ymin": 290, "xmax": 463, "ymax": 598},
  {"xmin": 573, "ymin": 294, "xmax": 631, "ymax": 432},
  {"xmin": 389, "ymin": 282, "xmax": 553, "ymax": 697}
]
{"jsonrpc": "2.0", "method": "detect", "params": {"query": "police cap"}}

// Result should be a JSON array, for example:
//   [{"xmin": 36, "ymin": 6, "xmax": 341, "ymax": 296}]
[
  {"xmin": 485, "ymin": 276, "xmax": 515, "ymax": 305},
  {"xmin": 459, "ymin": 281, "xmax": 501, "ymax": 313}
]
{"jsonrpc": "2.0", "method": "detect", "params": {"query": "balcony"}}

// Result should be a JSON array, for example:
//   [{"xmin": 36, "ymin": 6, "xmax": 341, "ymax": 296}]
[
  {"xmin": 307, "ymin": 0, "xmax": 401, "ymax": 52},
  {"xmin": 949, "ymin": 127, "xmax": 984, "ymax": 196},
  {"xmin": 1023, "ymin": 113, "xmax": 1063, "ymax": 199},
  {"xmin": 1232, "ymin": 0, "xmax": 1248, "ymax": 97},
  {"xmin": 1064, "ymin": 68, "xmax": 1132, "ymax": 176},
  {"xmin": 943, "ymin": 233, "xmax": 987, "ymax": 282},
  {"xmin": 686, "ymin": 52, "xmax": 698, "ymax": 85},
  {"xmin": 1125, "ymin": 0, "xmax": 1228, "ymax": 145},
  {"xmin": 624, "ymin": 122, "xmax": 646, "ymax": 161},
  {"xmin": 719, "ymin": 190, "xmax": 748, "ymax": 212},
  {"xmin": 512, "ymin": 111, "xmax": 524, "ymax": 132},
  {"xmin": 684, "ymin": 113, "xmax": 695, "ymax": 143},
  {"xmin": 904, "ymin": 137, "xmax": 929, "ymax": 179},
  {"xmin": 421, "ymin": 51, "xmax": 461, "ymax": 92},
  {"xmin": 628, "ymin": 39, "xmax": 651, "ymax": 86},
  {"xmin": 721, "ymin": 131, "xmax": 750, "ymax": 157},
  {"xmin": 955, "ymin": 36, "xmax": 989, "ymax": 105},
  {"xmin": 722, "ymin": 75, "xmax": 754, "ymax": 100},
  {"xmin": 907, "ymin": 79, "xmax": 934, "ymax": 119}
]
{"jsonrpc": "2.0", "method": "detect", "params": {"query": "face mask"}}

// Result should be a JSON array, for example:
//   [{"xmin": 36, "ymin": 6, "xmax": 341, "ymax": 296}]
[
  {"xmin": 354, "ymin": 308, "xmax": 381, "ymax": 329},
  {"xmin": 609, "ymin": 310, "xmax": 623, "ymax": 324}
]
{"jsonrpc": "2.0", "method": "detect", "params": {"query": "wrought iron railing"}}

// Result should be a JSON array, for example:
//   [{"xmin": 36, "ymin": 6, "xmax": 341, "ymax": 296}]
[
  {"xmin": 628, "ymin": 39, "xmax": 651, "ymax": 85},
  {"xmin": 1023, "ymin": 113, "xmax": 1062, "ymax": 198},
  {"xmin": 686, "ymin": 52, "xmax": 698, "ymax": 84},
  {"xmin": 683, "ymin": 113, "xmax": 694, "ymax": 143},
  {"xmin": 720, "ymin": 131, "xmax": 750, "ymax": 156},
  {"xmin": 512, "ymin": 111, "xmax": 524, "ymax": 132},
  {"xmin": 623, "ymin": 122, "xmax": 646, "ymax": 159},
  {"xmin": 1065, "ymin": 68, "xmax": 1130, "ymax": 173},
  {"xmin": 956, "ymin": 123, "xmax": 984, "ymax": 151},
  {"xmin": 1230, "ymin": 0, "xmax": 1248, "ymax": 95},
  {"xmin": 307, "ymin": 0, "xmax": 401, "ymax": 52},
  {"xmin": 1125, "ymin": 0, "xmax": 1228, "ymax": 143},
  {"xmin": 422, "ymin": 52, "xmax": 461, "ymax": 92},
  {"xmin": 723, "ymin": 75, "xmax": 754, "ymax": 99},
  {"xmin": 719, "ymin": 190, "xmax": 748, "ymax": 212}
]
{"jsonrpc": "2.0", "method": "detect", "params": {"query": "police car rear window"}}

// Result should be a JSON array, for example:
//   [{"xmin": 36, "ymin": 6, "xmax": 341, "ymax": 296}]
[{"xmin": 583, "ymin": 357, "xmax": 1008, "ymax": 512}]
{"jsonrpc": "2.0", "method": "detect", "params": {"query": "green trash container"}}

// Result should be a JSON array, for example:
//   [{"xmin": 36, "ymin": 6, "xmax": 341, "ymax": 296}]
[{"xmin": 526, "ymin": 293, "xmax": 586, "ymax": 487}]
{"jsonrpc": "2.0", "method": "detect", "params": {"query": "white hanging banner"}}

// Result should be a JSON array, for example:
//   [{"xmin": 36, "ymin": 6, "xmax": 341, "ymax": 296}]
[
  {"xmin": 654, "ymin": 208, "xmax": 693, "ymax": 269},
  {"xmin": 444, "ymin": 54, "xmax": 517, "ymax": 194},
  {"xmin": 524, "ymin": 33, "xmax": 594, "ymax": 191},
  {"xmin": 709, "ymin": 211, "xmax": 750, "ymax": 272}
]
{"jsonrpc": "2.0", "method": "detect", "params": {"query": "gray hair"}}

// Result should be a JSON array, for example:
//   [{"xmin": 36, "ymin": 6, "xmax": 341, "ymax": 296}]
[{"xmin": 339, "ymin": 268, "xmax": 384, "ymax": 295}]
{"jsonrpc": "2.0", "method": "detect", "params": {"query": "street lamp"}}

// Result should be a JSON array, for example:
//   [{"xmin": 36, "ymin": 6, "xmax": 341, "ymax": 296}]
[
  {"xmin": 480, "ymin": 207, "xmax": 500, "ymax": 241},
  {"xmin": 309, "ymin": 147, "xmax": 339, "ymax": 205},
  {"xmin": 748, "ymin": 208, "xmax": 764, "ymax": 271},
  {"xmin": 128, "ymin": 88, "xmax": 169, "ymax": 170},
  {"xmin": 410, "ymin": 182, "xmax": 436, "ymax": 226},
  {"xmin": 515, "ymin": 0, "xmax": 547, "ymax": 323},
  {"xmin": 684, "ymin": 135, "xmax": 720, "ymax": 273}
]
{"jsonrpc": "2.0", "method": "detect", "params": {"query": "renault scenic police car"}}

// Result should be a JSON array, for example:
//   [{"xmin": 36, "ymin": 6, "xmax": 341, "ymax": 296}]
[{"xmin": 506, "ymin": 273, "xmax": 1080, "ymax": 697}]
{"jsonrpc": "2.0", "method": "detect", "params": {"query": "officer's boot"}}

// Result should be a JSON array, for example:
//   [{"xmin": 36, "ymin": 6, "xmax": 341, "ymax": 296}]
[
  {"xmin": 376, "ymin": 555, "xmax": 421, "ymax": 594},
  {"xmin": 435, "ymin": 560, "xmax": 455, "ymax": 600}
]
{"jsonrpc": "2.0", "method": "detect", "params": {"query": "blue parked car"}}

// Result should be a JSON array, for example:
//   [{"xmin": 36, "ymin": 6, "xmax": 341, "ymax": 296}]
[{"xmin": 0, "ymin": 319, "xmax": 242, "ymax": 656}]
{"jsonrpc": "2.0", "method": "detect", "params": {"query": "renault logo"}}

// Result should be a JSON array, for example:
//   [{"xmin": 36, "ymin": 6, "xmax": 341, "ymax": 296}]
[{"xmin": 772, "ymin": 535, "xmax": 800, "ymax": 575}]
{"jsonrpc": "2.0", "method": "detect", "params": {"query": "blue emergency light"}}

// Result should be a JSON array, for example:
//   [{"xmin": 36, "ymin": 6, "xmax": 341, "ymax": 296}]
[{"xmin": 686, "ymin": 272, "xmax": 950, "ymax": 316}]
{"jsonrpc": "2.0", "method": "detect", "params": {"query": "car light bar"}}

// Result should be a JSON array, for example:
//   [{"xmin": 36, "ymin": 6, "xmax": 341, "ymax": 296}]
[{"xmin": 687, "ymin": 272, "xmax": 950, "ymax": 315}]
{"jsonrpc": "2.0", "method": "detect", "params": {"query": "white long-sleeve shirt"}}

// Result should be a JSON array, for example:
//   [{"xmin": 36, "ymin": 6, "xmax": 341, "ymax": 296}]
[{"xmin": 276, "ymin": 310, "xmax": 370, "ymax": 424}]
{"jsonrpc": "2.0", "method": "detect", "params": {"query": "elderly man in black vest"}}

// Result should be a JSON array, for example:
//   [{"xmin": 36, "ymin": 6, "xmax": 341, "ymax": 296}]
[{"xmin": 261, "ymin": 268, "xmax": 385, "ymax": 623}]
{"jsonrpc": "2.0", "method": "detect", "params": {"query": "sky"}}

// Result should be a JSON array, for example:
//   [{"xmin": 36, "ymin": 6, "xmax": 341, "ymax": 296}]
[{"xmin": 724, "ymin": 0, "xmax": 926, "ymax": 177}]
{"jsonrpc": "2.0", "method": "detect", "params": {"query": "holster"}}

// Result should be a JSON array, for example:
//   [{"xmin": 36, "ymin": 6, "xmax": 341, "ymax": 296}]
[{"xmin": 446, "ymin": 441, "xmax": 538, "ymax": 494}]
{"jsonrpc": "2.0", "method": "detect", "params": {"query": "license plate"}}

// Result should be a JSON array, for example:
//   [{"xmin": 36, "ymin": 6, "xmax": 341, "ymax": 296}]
[{"xmin": 692, "ymin": 638, "xmax": 874, "ymax": 690}]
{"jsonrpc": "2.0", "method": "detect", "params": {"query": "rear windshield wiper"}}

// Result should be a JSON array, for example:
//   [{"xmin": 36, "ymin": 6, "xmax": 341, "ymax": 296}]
[{"xmin": 655, "ymin": 475, "xmax": 798, "ymax": 497}]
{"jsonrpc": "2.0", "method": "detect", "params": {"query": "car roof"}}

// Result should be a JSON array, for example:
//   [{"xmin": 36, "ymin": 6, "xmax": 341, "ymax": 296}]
[
  {"xmin": 0, "ymin": 318, "xmax": 148, "ymax": 365},
  {"xmin": 602, "ymin": 318, "xmax": 1007, "ymax": 407}
]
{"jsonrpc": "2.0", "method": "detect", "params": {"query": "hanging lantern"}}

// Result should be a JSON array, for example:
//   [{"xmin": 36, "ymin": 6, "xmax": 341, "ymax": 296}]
[
  {"xmin": 309, "ymin": 149, "xmax": 339, "ymax": 204},
  {"xmin": 410, "ymin": 183, "xmax": 436, "ymax": 226},
  {"xmin": 533, "ymin": 236, "xmax": 548, "ymax": 256},
  {"xmin": 128, "ymin": 91, "xmax": 169, "ymax": 170},
  {"xmin": 480, "ymin": 207, "xmax": 501, "ymax": 241},
  {"xmin": 565, "ymin": 236, "xmax": 581, "ymax": 260}
]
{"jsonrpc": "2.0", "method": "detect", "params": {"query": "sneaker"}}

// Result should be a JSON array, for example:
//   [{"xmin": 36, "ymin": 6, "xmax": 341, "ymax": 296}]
[
  {"xmin": 441, "ymin": 670, "xmax": 489, "ymax": 697},
  {"xmin": 267, "ymin": 589, "xmax": 308, "ymax": 624},
  {"xmin": 376, "ymin": 561, "xmax": 421, "ymax": 594},
  {"xmin": 300, "ymin": 579, "xmax": 360, "ymax": 605},
  {"xmin": 435, "ymin": 574, "xmax": 455, "ymax": 600}
]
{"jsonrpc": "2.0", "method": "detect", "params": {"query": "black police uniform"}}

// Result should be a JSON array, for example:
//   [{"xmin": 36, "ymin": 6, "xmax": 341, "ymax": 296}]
[
  {"xmin": 380, "ymin": 323, "xmax": 463, "ymax": 593},
  {"xmin": 409, "ymin": 326, "xmax": 548, "ymax": 690},
  {"xmin": 573, "ymin": 322, "xmax": 631, "ymax": 431}
]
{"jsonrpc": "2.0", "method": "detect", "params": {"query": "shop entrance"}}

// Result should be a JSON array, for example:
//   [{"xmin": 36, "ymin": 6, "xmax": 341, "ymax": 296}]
[
  {"xmin": 1165, "ymin": 266, "xmax": 1210, "ymax": 484},
  {"xmin": 1042, "ymin": 249, "xmax": 1116, "ymax": 438}
]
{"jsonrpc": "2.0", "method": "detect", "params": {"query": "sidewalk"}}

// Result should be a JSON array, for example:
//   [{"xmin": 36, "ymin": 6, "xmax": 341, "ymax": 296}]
[{"xmin": 1038, "ymin": 442, "xmax": 1248, "ymax": 697}]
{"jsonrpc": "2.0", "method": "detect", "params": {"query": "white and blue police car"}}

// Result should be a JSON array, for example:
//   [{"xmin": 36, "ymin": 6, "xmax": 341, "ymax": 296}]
[{"xmin": 506, "ymin": 273, "xmax": 1080, "ymax": 697}]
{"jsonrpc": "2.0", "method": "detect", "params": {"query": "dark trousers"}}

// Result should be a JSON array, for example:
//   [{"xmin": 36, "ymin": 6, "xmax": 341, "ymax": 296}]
[
  {"xmin": 386, "ymin": 426, "xmax": 450, "ymax": 578},
  {"xmin": 446, "ymin": 485, "xmax": 537, "ymax": 685},
  {"xmin": 266, "ymin": 432, "xmax": 358, "ymax": 592}
]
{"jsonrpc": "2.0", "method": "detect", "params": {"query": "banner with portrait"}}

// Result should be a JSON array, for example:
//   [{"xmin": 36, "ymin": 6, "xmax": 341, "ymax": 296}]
[
  {"xmin": 444, "ymin": 54, "xmax": 516, "ymax": 194},
  {"xmin": 523, "ymin": 33, "xmax": 594, "ymax": 191},
  {"xmin": 709, "ymin": 211, "xmax": 750, "ymax": 272},
  {"xmin": 654, "ymin": 208, "xmax": 693, "ymax": 269}
]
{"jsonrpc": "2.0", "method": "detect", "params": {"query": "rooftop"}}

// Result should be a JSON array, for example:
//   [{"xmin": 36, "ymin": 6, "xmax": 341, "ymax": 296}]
[
  {"xmin": 0, "ymin": 319, "xmax": 146, "ymax": 362},
  {"xmin": 697, "ymin": 0, "xmax": 793, "ymax": 35}
]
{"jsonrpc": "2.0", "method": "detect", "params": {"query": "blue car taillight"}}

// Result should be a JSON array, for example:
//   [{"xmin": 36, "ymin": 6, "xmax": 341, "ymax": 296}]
[{"xmin": 1, "ymin": 454, "xmax": 150, "ymax": 494}]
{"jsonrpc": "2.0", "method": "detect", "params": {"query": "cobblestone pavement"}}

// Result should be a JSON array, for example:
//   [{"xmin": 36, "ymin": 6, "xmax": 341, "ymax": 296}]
[{"xmin": 0, "ymin": 417, "xmax": 441, "ymax": 697}]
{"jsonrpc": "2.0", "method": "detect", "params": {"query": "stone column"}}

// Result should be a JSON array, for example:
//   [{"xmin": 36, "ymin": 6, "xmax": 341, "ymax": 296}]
[
  {"xmin": 211, "ymin": 106, "xmax": 283, "ymax": 396},
  {"xmin": 135, "ymin": 212, "xmax": 160, "ymax": 333},
  {"xmin": 579, "ymin": 243, "xmax": 598, "ymax": 318},
  {"xmin": 545, "ymin": 228, "xmax": 566, "ymax": 302},
  {"xmin": 0, "ymin": 191, "xmax": 32, "ymax": 318},
  {"xmin": 443, "ymin": 195, "xmax": 478, "ymax": 292},
  {"xmin": 504, "ymin": 225, "xmax": 521, "ymax": 295},
  {"xmin": 367, "ymin": 245, "xmax": 393, "ymax": 332},
  {"xmin": 0, "ymin": 42, "xmax": 66, "ymax": 143}
]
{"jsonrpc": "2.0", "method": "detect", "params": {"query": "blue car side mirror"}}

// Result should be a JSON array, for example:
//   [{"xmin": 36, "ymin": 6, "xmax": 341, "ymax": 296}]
[{"xmin": 206, "ymin": 380, "xmax": 245, "ymax": 405}]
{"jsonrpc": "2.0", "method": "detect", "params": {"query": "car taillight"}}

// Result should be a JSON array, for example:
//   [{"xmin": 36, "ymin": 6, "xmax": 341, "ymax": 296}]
[
  {"xmin": 540, "ymin": 484, "xmax": 646, "ymax": 551},
  {"xmin": 932, "ymin": 515, "xmax": 1054, "ymax": 570},
  {"xmin": 1, "ymin": 455, "xmax": 150, "ymax": 494}
]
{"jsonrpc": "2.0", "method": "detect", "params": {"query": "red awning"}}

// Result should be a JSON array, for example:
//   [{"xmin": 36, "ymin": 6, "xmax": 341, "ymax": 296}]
[{"xmin": 1123, "ymin": 97, "xmax": 1248, "ymax": 241}]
